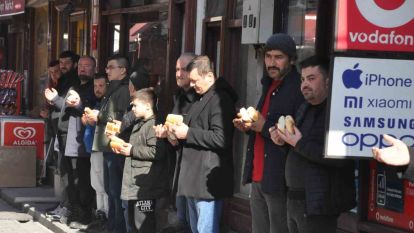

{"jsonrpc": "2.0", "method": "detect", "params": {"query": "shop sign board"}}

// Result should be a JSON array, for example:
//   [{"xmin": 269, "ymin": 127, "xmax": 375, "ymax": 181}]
[
  {"xmin": 0, "ymin": 119, "xmax": 45, "ymax": 160},
  {"xmin": 325, "ymin": 57, "xmax": 414, "ymax": 158},
  {"xmin": 335, "ymin": 0, "xmax": 414, "ymax": 52},
  {"xmin": 368, "ymin": 161, "xmax": 414, "ymax": 232},
  {"xmin": 0, "ymin": 0, "xmax": 25, "ymax": 17}
]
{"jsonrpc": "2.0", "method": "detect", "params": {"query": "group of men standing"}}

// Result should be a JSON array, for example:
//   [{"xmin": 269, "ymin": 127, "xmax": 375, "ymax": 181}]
[{"xmin": 40, "ymin": 32, "xmax": 357, "ymax": 233}]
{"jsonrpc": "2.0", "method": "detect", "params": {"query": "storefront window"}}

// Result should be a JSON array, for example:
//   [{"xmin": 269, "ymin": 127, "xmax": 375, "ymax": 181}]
[
  {"xmin": 128, "ymin": 21, "xmax": 167, "ymax": 87},
  {"xmin": 287, "ymin": 0, "xmax": 318, "ymax": 61},
  {"xmin": 206, "ymin": 0, "xmax": 225, "ymax": 17},
  {"xmin": 234, "ymin": 0, "xmax": 243, "ymax": 19}
]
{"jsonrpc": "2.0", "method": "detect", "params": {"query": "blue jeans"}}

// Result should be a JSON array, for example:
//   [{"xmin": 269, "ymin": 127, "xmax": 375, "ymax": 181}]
[
  {"xmin": 176, "ymin": 195, "xmax": 189, "ymax": 226},
  {"xmin": 186, "ymin": 198, "xmax": 223, "ymax": 233},
  {"xmin": 104, "ymin": 152, "xmax": 126, "ymax": 233}
]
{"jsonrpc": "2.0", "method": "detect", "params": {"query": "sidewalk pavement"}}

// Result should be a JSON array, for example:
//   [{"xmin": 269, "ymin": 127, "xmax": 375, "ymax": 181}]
[{"xmin": 0, "ymin": 186, "xmax": 80, "ymax": 233}]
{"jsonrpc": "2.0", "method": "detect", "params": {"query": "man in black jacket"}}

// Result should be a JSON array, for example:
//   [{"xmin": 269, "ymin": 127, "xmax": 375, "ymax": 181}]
[
  {"xmin": 92, "ymin": 54, "xmax": 131, "ymax": 233},
  {"xmin": 170, "ymin": 55, "xmax": 237, "ymax": 233},
  {"xmin": 154, "ymin": 52, "xmax": 197, "ymax": 232},
  {"xmin": 233, "ymin": 33, "xmax": 304, "ymax": 233},
  {"xmin": 270, "ymin": 55, "xmax": 356, "ymax": 233}
]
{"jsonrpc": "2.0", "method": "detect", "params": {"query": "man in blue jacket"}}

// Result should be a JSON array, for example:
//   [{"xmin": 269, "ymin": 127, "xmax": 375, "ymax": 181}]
[{"xmin": 234, "ymin": 33, "xmax": 304, "ymax": 233}]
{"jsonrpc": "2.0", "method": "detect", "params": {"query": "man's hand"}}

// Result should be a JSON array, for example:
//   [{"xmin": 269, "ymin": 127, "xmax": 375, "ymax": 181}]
[
  {"xmin": 81, "ymin": 114, "xmax": 88, "ymax": 125},
  {"xmin": 154, "ymin": 124, "xmax": 168, "ymax": 138},
  {"xmin": 171, "ymin": 122, "xmax": 189, "ymax": 140},
  {"xmin": 66, "ymin": 90, "xmax": 80, "ymax": 107},
  {"xmin": 278, "ymin": 126, "xmax": 302, "ymax": 147},
  {"xmin": 250, "ymin": 114, "xmax": 265, "ymax": 133},
  {"xmin": 86, "ymin": 110, "xmax": 99, "ymax": 125},
  {"xmin": 44, "ymin": 88, "xmax": 58, "ymax": 102},
  {"xmin": 269, "ymin": 126, "xmax": 285, "ymax": 146},
  {"xmin": 372, "ymin": 134, "xmax": 410, "ymax": 166},
  {"xmin": 233, "ymin": 117, "xmax": 252, "ymax": 132},
  {"xmin": 119, "ymin": 143, "xmax": 132, "ymax": 156}
]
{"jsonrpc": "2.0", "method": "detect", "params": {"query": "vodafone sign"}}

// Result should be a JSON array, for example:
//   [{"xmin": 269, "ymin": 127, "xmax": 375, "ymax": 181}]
[{"xmin": 335, "ymin": 0, "xmax": 414, "ymax": 52}]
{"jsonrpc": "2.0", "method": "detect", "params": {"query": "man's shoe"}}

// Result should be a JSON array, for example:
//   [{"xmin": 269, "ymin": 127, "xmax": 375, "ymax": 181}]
[{"xmin": 69, "ymin": 221, "xmax": 88, "ymax": 230}]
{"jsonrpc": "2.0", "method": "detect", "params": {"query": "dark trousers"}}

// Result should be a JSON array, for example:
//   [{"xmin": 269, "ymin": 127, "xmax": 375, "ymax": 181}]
[
  {"xmin": 103, "ymin": 152, "xmax": 126, "ymax": 233},
  {"xmin": 287, "ymin": 198, "xmax": 338, "ymax": 233},
  {"xmin": 250, "ymin": 182, "xmax": 288, "ymax": 233},
  {"xmin": 123, "ymin": 198, "xmax": 167, "ymax": 233},
  {"xmin": 57, "ymin": 133, "xmax": 94, "ymax": 211}
]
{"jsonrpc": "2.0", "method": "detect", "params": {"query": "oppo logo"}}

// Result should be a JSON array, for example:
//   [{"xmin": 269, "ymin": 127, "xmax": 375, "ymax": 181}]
[
  {"xmin": 355, "ymin": 0, "xmax": 414, "ymax": 28},
  {"xmin": 13, "ymin": 127, "xmax": 36, "ymax": 140}
]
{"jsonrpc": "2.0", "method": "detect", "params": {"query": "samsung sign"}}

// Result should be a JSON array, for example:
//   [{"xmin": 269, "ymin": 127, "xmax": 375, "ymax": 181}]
[
  {"xmin": 335, "ymin": 0, "xmax": 414, "ymax": 52},
  {"xmin": 325, "ymin": 57, "xmax": 414, "ymax": 158}
]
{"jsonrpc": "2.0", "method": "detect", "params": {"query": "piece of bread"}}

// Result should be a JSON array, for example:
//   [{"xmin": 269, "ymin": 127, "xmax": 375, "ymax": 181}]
[
  {"xmin": 165, "ymin": 114, "xmax": 183, "ymax": 125},
  {"xmin": 247, "ymin": 107, "xmax": 259, "ymax": 122},
  {"xmin": 109, "ymin": 136, "xmax": 125, "ymax": 150},
  {"xmin": 285, "ymin": 115, "xmax": 295, "ymax": 134},
  {"xmin": 239, "ymin": 107, "xmax": 252, "ymax": 122},
  {"xmin": 277, "ymin": 115, "xmax": 295, "ymax": 134},
  {"xmin": 277, "ymin": 116, "xmax": 286, "ymax": 133},
  {"xmin": 84, "ymin": 107, "xmax": 93, "ymax": 115},
  {"xmin": 106, "ymin": 122, "xmax": 121, "ymax": 134}
]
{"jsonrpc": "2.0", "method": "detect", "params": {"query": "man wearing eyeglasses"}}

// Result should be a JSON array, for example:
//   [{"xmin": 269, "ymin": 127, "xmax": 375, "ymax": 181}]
[{"xmin": 92, "ymin": 54, "xmax": 131, "ymax": 233}]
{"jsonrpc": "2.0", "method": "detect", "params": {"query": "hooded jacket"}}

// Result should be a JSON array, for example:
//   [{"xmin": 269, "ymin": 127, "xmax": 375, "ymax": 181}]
[{"xmin": 176, "ymin": 77, "xmax": 238, "ymax": 199}]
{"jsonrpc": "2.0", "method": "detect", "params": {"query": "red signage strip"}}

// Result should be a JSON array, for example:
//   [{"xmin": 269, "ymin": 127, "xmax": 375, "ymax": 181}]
[
  {"xmin": 335, "ymin": 0, "xmax": 414, "ymax": 52},
  {"xmin": 0, "ymin": 0, "xmax": 25, "ymax": 17}
]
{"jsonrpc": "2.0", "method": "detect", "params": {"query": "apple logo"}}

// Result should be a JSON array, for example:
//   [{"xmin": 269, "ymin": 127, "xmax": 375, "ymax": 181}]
[{"xmin": 342, "ymin": 63, "xmax": 363, "ymax": 89}]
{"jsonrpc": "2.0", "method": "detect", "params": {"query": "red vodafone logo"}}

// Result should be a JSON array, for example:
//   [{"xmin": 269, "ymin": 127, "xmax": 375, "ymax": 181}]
[
  {"xmin": 335, "ymin": 0, "xmax": 414, "ymax": 52},
  {"xmin": 355, "ymin": 0, "xmax": 414, "ymax": 28}
]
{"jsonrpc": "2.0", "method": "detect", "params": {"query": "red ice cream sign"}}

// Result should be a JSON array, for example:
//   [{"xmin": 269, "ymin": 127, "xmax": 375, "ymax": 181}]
[
  {"xmin": 1, "ymin": 121, "xmax": 45, "ymax": 160},
  {"xmin": 335, "ymin": 0, "xmax": 414, "ymax": 52}
]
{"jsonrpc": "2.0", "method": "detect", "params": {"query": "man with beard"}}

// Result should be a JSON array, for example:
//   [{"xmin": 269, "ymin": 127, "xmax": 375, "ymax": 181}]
[
  {"xmin": 44, "ymin": 51, "xmax": 79, "ymax": 220},
  {"xmin": 233, "ymin": 33, "xmax": 304, "ymax": 233},
  {"xmin": 45, "ymin": 56, "xmax": 97, "ymax": 230},
  {"xmin": 269, "ymin": 56, "xmax": 355, "ymax": 233}
]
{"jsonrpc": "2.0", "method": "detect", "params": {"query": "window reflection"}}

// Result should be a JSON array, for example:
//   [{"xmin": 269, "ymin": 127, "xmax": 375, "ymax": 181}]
[{"xmin": 287, "ymin": 0, "xmax": 318, "ymax": 61}]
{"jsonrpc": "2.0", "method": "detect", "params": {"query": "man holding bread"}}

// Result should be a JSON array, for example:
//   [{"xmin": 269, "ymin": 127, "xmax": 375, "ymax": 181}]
[
  {"xmin": 46, "ymin": 55, "xmax": 97, "ymax": 229},
  {"xmin": 92, "ymin": 54, "xmax": 131, "ymax": 233},
  {"xmin": 269, "ymin": 55, "xmax": 355, "ymax": 233},
  {"xmin": 154, "ymin": 52, "xmax": 197, "ymax": 232},
  {"xmin": 233, "ymin": 33, "xmax": 304, "ymax": 233},
  {"xmin": 169, "ymin": 55, "xmax": 237, "ymax": 233}
]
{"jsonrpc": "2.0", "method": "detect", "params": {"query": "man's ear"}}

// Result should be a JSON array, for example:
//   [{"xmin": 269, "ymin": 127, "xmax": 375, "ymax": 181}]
[
  {"xmin": 207, "ymin": 71, "xmax": 215, "ymax": 82},
  {"xmin": 325, "ymin": 78, "xmax": 330, "ymax": 88},
  {"xmin": 73, "ymin": 62, "xmax": 78, "ymax": 69}
]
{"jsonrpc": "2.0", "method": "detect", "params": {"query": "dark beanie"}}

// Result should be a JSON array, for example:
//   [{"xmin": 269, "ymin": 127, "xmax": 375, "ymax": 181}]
[
  {"xmin": 129, "ymin": 65, "xmax": 150, "ymax": 91},
  {"xmin": 264, "ymin": 33, "xmax": 297, "ymax": 60}
]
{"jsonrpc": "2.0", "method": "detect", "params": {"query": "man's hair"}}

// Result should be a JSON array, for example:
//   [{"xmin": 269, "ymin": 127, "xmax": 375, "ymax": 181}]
[
  {"xmin": 79, "ymin": 55, "xmax": 97, "ymax": 67},
  {"xmin": 299, "ymin": 55, "xmax": 330, "ymax": 79},
  {"xmin": 48, "ymin": 60, "xmax": 59, "ymax": 67},
  {"xmin": 132, "ymin": 87, "xmax": 157, "ymax": 111},
  {"xmin": 94, "ymin": 73, "xmax": 108, "ymax": 82},
  {"xmin": 179, "ymin": 52, "xmax": 197, "ymax": 64},
  {"xmin": 186, "ymin": 55, "xmax": 215, "ymax": 77},
  {"xmin": 108, "ymin": 54, "xmax": 130, "ymax": 71},
  {"xmin": 59, "ymin": 50, "xmax": 79, "ymax": 63}
]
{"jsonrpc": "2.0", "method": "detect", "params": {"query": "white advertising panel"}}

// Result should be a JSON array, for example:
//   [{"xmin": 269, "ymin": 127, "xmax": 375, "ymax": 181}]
[{"xmin": 326, "ymin": 57, "xmax": 414, "ymax": 158}]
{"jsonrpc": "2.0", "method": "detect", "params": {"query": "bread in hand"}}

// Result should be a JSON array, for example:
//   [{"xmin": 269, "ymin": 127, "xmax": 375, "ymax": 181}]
[{"xmin": 277, "ymin": 115, "xmax": 295, "ymax": 134}]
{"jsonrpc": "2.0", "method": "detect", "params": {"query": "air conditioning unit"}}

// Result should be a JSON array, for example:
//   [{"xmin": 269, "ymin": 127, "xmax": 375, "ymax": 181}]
[{"xmin": 241, "ymin": 0, "xmax": 274, "ymax": 44}]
